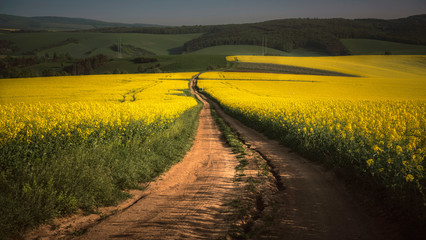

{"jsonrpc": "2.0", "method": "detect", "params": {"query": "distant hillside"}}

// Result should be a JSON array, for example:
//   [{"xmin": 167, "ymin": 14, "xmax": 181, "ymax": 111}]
[
  {"xmin": 0, "ymin": 32, "xmax": 203, "ymax": 58},
  {"xmin": 93, "ymin": 14, "xmax": 426, "ymax": 55},
  {"xmin": 186, "ymin": 14, "xmax": 426, "ymax": 56},
  {"xmin": 1, "ymin": 14, "xmax": 425, "ymax": 56},
  {"xmin": 341, "ymin": 39, "xmax": 426, "ymax": 55},
  {"xmin": 0, "ymin": 14, "xmax": 161, "ymax": 31}
]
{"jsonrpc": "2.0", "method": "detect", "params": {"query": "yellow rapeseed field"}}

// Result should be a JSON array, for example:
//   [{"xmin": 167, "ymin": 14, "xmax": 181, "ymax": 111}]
[
  {"xmin": 199, "ymin": 55, "xmax": 426, "ymax": 207},
  {"xmin": 0, "ymin": 72, "xmax": 200, "ymax": 234},
  {"xmin": 0, "ymin": 73, "xmax": 198, "ymax": 145},
  {"xmin": 226, "ymin": 55, "xmax": 426, "ymax": 79}
]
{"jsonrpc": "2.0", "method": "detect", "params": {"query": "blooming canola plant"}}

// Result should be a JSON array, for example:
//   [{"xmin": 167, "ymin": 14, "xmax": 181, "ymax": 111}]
[{"xmin": 198, "ymin": 55, "xmax": 426, "ymax": 206}]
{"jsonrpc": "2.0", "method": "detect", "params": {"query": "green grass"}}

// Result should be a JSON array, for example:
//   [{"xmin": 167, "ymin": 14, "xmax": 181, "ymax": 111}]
[
  {"xmin": 0, "ymin": 32, "xmax": 325, "ymax": 59},
  {"xmin": 0, "ymin": 101, "xmax": 202, "ymax": 239},
  {"xmin": 341, "ymin": 38, "xmax": 426, "ymax": 55},
  {"xmin": 210, "ymin": 108, "xmax": 245, "ymax": 156},
  {"xmin": 189, "ymin": 45, "xmax": 327, "ymax": 56},
  {"xmin": 0, "ymin": 32, "xmax": 203, "ymax": 58}
]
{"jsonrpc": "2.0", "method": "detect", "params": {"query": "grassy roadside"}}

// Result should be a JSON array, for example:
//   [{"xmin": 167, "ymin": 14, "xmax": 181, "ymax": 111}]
[
  {"xmin": 0, "ymin": 100, "xmax": 202, "ymax": 239},
  {"xmin": 210, "ymin": 108, "xmax": 245, "ymax": 156},
  {"xmin": 210, "ymin": 107, "xmax": 277, "ymax": 239}
]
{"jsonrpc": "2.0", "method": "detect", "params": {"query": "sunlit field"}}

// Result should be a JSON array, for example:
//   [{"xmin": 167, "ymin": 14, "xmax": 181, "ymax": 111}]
[
  {"xmin": 199, "ymin": 55, "xmax": 426, "ymax": 217},
  {"xmin": 0, "ymin": 73, "xmax": 198, "ymax": 144},
  {"xmin": 0, "ymin": 73, "xmax": 200, "ymax": 235}
]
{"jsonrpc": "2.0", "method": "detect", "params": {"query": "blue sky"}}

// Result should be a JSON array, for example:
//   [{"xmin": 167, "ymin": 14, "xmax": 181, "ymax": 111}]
[{"xmin": 1, "ymin": 0, "xmax": 425, "ymax": 25}]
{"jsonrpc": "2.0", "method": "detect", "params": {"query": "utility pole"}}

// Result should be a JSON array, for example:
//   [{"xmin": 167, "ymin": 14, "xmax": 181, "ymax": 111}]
[
  {"xmin": 264, "ymin": 36, "xmax": 267, "ymax": 56},
  {"xmin": 118, "ymin": 38, "xmax": 122, "ymax": 59},
  {"xmin": 262, "ymin": 35, "xmax": 268, "ymax": 56}
]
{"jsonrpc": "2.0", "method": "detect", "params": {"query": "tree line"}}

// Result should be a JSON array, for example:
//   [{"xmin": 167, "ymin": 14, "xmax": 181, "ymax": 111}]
[
  {"xmin": 0, "ymin": 54, "xmax": 109, "ymax": 78},
  {"xmin": 63, "ymin": 54, "xmax": 108, "ymax": 75},
  {"xmin": 0, "ymin": 40, "xmax": 19, "ymax": 55}
]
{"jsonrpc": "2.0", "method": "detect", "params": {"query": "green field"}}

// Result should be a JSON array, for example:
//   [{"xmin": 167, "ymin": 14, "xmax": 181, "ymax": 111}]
[
  {"xmin": 0, "ymin": 32, "xmax": 327, "ymax": 58},
  {"xmin": 3, "ymin": 32, "xmax": 425, "ymax": 60},
  {"xmin": 0, "ymin": 32, "xmax": 203, "ymax": 57},
  {"xmin": 3, "ymin": 32, "xmax": 426, "ymax": 78},
  {"xmin": 189, "ymin": 45, "xmax": 327, "ymax": 56},
  {"xmin": 341, "ymin": 38, "xmax": 426, "ymax": 55}
]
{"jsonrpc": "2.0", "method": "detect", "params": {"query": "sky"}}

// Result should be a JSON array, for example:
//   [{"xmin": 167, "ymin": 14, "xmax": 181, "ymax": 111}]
[{"xmin": 1, "ymin": 0, "xmax": 425, "ymax": 26}]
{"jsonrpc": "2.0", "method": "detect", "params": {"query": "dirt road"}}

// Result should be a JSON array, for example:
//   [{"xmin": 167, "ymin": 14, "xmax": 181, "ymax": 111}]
[{"xmin": 76, "ymin": 77, "xmax": 238, "ymax": 239}]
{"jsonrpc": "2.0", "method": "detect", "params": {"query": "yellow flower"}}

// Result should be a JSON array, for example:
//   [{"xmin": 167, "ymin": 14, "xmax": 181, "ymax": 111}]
[
  {"xmin": 0, "ymin": 74, "xmax": 197, "ymax": 147},
  {"xmin": 373, "ymin": 145, "xmax": 383, "ymax": 154},
  {"xmin": 396, "ymin": 145, "xmax": 403, "ymax": 155},
  {"xmin": 366, "ymin": 159, "xmax": 374, "ymax": 167},
  {"xmin": 405, "ymin": 174, "xmax": 414, "ymax": 182}
]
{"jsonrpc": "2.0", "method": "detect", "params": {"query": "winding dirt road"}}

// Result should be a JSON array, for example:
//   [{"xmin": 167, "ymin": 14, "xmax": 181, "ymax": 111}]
[
  {"xmin": 76, "ymin": 77, "xmax": 239, "ymax": 239},
  {"xmin": 73, "ymin": 75, "xmax": 406, "ymax": 240}
]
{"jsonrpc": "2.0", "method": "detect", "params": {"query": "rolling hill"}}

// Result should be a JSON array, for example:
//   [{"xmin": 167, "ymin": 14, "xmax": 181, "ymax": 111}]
[
  {"xmin": 0, "ymin": 32, "xmax": 202, "ymax": 58},
  {"xmin": 1, "ymin": 14, "xmax": 426, "ymax": 78},
  {"xmin": 1, "ymin": 14, "xmax": 426, "ymax": 56},
  {"xmin": 90, "ymin": 14, "xmax": 426, "ymax": 56},
  {"xmin": 0, "ymin": 14, "xmax": 161, "ymax": 31}
]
